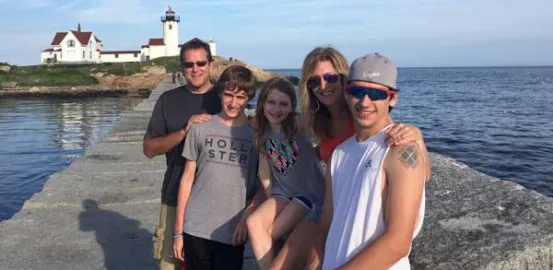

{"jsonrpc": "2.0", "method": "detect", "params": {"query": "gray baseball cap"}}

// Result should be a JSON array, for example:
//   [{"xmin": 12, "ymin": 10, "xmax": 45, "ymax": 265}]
[{"xmin": 348, "ymin": 53, "xmax": 398, "ymax": 90}]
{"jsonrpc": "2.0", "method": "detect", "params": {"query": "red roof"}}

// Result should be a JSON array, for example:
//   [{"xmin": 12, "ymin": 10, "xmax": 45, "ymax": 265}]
[
  {"xmin": 100, "ymin": 50, "xmax": 141, "ymax": 55},
  {"xmin": 50, "ymin": 32, "xmax": 68, "ymax": 45},
  {"xmin": 50, "ymin": 31, "xmax": 95, "ymax": 45},
  {"xmin": 71, "ymin": 31, "xmax": 92, "ymax": 45},
  {"xmin": 148, "ymin": 38, "xmax": 165, "ymax": 46}
]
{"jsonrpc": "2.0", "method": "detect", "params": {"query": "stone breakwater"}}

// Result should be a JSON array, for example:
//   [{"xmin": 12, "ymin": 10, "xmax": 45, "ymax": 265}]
[
  {"xmin": 0, "ymin": 75, "xmax": 551, "ymax": 270},
  {"xmin": 410, "ymin": 153, "xmax": 553, "ymax": 269},
  {"xmin": 0, "ymin": 85, "xmax": 130, "ymax": 97}
]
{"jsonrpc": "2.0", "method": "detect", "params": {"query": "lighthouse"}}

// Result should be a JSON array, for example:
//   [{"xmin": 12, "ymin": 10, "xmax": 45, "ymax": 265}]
[{"xmin": 161, "ymin": 6, "xmax": 180, "ymax": 56}]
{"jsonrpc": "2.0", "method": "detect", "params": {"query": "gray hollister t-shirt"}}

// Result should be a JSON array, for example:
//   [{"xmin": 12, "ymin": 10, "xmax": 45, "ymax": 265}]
[
  {"xmin": 182, "ymin": 114, "xmax": 254, "ymax": 245},
  {"xmin": 264, "ymin": 132, "xmax": 325, "ymax": 211}
]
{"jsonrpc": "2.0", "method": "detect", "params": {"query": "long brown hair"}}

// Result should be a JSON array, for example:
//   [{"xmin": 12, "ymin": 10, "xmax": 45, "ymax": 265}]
[
  {"xmin": 254, "ymin": 77, "xmax": 298, "ymax": 152},
  {"xmin": 299, "ymin": 46, "xmax": 349, "ymax": 142}
]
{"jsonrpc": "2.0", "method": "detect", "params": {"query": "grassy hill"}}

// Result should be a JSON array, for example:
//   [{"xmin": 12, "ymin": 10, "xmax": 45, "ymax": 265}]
[
  {"xmin": 0, "ymin": 56, "xmax": 284, "ymax": 89},
  {"xmin": 0, "ymin": 57, "xmax": 181, "ymax": 87}
]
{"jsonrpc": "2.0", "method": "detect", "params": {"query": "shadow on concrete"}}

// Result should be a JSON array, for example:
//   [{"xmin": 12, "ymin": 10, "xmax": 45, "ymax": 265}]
[{"xmin": 79, "ymin": 199, "xmax": 156, "ymax": 270}]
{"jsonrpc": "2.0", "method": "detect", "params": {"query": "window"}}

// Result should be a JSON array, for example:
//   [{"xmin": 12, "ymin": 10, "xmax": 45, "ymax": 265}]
[
  {"xmin": 68, "ymin": 40, "xmax": 75, "ymax": 47},
  {"xmin": 169, "ymin": 25, "xmax": 172, "ymax": 30},
  {"xmin": 83, "ymin": 51, "xmax": 85, "ymax": 59},
  {"xmin": 115, "ymin": 53, "xmax": 119, "ymax": 58},
  {"xmin": 134, "ymin": 53, "xmax": 138, "ymax": 57},
  {"xmin": 90, "ymin": 52, "xmax": 92, "ymax": 59}
]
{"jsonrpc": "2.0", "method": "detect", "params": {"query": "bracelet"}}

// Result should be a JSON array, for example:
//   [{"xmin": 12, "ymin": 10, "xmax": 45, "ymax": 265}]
[{"xmin": 173, "ymin": 233, "xmax": 183, "ymax": 239}]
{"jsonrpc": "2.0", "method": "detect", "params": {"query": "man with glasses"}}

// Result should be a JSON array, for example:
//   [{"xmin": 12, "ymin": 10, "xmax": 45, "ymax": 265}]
[
  {"xmin": 320, "ymin": 53, "xmax": 428, "ymax": 270},
  {"xmin": 143, "ymin": 37, "xmax": 222, "ymax": 270}
]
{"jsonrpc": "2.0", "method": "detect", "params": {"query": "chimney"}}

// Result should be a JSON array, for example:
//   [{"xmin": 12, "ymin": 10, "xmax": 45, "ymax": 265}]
[{"xmin": 77, "ymin": 23, "xmax": 81, "ymax": 32}]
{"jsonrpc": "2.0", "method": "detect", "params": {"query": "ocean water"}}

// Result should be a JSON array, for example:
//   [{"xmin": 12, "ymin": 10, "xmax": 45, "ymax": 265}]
[
  {"xmin": 267, "ymin": 67, "xmax": 553, "ymax": 197},
  {"xmin": 0, "ymin": 96, "xmax": 144, "ymax": 221},
  {"xmin": 0, "ymin": 66, "xmax": 552, "ymax": 221}
]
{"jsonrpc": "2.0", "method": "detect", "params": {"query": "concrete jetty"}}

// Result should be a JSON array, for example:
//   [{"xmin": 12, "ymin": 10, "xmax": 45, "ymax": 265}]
[
  {"xmin": 1, "ymin": 76, "xmax": 552, "ymax": 270},
  {"xmin": 0, "ymin": 77, "xmax": 170, "ymax": 270}
]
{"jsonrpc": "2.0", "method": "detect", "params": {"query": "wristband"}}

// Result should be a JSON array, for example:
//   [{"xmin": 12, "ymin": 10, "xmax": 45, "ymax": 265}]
[{"xmin": 173, "ymin": 233, "xmax": 183, "ymax": 239}]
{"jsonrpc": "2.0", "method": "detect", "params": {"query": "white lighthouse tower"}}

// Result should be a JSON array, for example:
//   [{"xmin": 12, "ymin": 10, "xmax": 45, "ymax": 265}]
[
  {"xmin": 162, "ymin": 6, "xmax": 179, "ymax": 56},
  {"xmin": 208, "ymin": 38, "xmax": 217, "ymax": 56}
]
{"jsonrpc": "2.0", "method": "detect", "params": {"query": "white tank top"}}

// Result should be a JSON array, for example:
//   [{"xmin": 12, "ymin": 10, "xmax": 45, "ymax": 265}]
[{"xmin": 322, "ymin": 127, "xmax": 426, "ymax": 270}]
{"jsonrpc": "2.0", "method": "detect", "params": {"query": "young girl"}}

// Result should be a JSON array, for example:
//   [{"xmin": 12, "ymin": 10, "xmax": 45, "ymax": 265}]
[{"xmin": 246, "ymin": 77, "xmax": 325, "ymax": 270}]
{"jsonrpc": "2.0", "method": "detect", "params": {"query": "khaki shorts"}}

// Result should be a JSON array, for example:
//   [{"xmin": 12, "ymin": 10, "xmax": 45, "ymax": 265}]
[{"xmin": 153, "ymin": 203, "xmax": 182, "ymax": 270}]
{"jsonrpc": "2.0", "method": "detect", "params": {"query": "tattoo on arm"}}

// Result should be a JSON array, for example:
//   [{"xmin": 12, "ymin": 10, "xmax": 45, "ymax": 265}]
[{"xmin": 399, "ymin": 145, "xmax": 420, "ymax": 169}]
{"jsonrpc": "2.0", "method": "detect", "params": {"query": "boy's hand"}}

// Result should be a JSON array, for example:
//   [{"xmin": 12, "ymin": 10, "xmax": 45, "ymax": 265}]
[
  {"xmin": 173, "ymin": 237, "xmax": 185, "ymax": 261},
  {"xmin": 233, "ymin": 207, "xmax": 256, "ymax": 245},
  {"xmin": 233, "ymin": 214, "xmax": 249, "ymax": 245}
]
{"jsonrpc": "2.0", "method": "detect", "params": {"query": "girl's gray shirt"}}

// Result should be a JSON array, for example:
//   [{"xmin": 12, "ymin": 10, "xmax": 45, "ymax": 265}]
[{"xmin": 264, "ymin": 131, "xmax": 325, "ymax": 208}]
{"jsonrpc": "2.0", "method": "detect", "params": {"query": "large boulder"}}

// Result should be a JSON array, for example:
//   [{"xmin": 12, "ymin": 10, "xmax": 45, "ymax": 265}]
[
  {"xmin": 141, "ymin": 65, "xmax": 166, "ymax": 75},
  {"xmin": 410, "ymin": 153, "xmax": 553, "ymax": 269},
  {"xmin": 210, "ymin": 56, "xmax": 281, "ymax": 83},
  {"xmin": 93, "ymin": 67, "xmax": 166, "ymax": 91}
]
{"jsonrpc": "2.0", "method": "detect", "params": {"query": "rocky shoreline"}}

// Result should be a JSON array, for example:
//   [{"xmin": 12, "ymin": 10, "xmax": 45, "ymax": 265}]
[
  {"xmin": 0, "ymin": 85, "xmax": 133, "ymax": 97},
  {"xmin": 0, "ymin": 57, "xmax": 299, "ymax": 98}
]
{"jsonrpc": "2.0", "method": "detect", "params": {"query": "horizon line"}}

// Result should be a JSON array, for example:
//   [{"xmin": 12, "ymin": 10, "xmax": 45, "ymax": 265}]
[{"xmin": 266, "ymin": 64, "xmax": 553, "ymax": 70}]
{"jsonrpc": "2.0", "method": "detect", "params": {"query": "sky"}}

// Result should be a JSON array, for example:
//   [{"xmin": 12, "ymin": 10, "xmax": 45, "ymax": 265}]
[{"xmin": 1, "ymin": 0, "xmax": 552, "ymax": 68}]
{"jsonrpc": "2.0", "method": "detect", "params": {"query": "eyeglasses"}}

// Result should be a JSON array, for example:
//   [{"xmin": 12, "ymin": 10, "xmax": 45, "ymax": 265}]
[
  {"xmin": 306, "ymin": 73, "xmax": 341, "ymax": 90},
  {"xmin": 182, "ymin": 60, "xmax": 208, "ymax": 69},
  {"xmin": 345, "ymin": 85, "xmax": 395, "ymax": 101}
]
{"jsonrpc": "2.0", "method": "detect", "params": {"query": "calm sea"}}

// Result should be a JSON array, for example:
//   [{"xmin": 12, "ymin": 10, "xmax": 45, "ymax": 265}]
[
  {"xmin": 1, "ymin": 66, "xmax": 552, "ymax": 221},
  {"xmin": 0, "ymin": 96, "xmax": 143, "ymax": 221}
]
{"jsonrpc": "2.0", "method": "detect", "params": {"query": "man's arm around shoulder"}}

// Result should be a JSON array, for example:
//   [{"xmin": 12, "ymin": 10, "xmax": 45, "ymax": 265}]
[
  {"xmin": 143, "ymin": 128, "xmax": 187, "ymax": 158},
  {"xmin": 142, "ymin": 97, "xmax": 212, "ymax": 158},
  {"xmin": 338, "ymin": 142, "xmax": 426, "ymax": 270}
]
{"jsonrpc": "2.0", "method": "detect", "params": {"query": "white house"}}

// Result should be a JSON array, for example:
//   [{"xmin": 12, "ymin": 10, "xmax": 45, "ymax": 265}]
[
  {"xmin": 40, "ymin": 6, "xmax": 217, "ymax": 65},
  {"xmin": 41, "ymin": 24, "xmax": 103, "ymax": 64}
]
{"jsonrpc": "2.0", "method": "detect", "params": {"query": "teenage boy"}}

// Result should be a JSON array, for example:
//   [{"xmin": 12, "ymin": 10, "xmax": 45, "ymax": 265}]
[
  {"xmin": 172, "ymin": 65, "xmax": 261, "ymax": 270},
  {"xmin": 321, "ymin": 53, "xmax": 427, "ymax": 270}
]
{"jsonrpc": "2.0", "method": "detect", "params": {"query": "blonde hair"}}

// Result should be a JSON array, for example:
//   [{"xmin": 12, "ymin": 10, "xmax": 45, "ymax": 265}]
[{"xmin": 299, "ymin": 46, "xmax": 350, "ymax": 142}]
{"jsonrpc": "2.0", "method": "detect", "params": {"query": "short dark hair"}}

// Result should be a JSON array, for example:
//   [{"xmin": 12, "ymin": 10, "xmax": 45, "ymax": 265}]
[
  {"xmin": 217, "ymin": 65, "xmax": 257, "ymax": 100},
  {"xmin": 179, "ymin": 37, "xmax": 213, "ymax": 68}
]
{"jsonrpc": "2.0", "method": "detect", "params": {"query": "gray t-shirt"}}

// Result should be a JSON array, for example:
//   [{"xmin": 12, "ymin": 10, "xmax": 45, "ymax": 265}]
[
  {"xmin": 182, "ymin": 114, "xmax": 254, "ymax": 245},
  {"xmin": 264, "ymin": 132, "xmax": 325, "ymax": 209}
]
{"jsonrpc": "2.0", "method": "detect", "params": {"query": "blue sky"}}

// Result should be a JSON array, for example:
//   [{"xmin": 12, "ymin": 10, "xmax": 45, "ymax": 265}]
[{"xmin": 1, "ymin": 0, "xmax": 552, "ymax": 68}]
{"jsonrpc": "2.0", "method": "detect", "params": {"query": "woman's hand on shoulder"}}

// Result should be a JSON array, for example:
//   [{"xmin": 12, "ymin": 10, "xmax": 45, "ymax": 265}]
[{"xmin": 385, "ymin": 123, "xmax": 423, "ymax": 147}]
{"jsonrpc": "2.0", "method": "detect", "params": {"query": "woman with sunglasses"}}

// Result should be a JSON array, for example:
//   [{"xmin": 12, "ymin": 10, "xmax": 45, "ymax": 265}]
[{"xmin": 268, "ymin": 46, "xmax": 431, "ymax": 270}]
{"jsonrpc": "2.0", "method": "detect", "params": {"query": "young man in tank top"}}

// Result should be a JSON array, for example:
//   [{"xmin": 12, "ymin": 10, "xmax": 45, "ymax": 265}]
[{"xmin": 320, "ymin": 53, "xmax": 428, "ymax": 270}]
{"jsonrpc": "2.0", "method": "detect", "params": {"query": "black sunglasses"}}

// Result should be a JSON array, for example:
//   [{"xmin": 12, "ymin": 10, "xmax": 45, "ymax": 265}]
[
  {"xmin": 182, "ymin": 60, "xmax": 208, "ymax": 69},
  {"xmin": 306, "ymin": 73, "xmax": 342, "ymax": 90}
]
